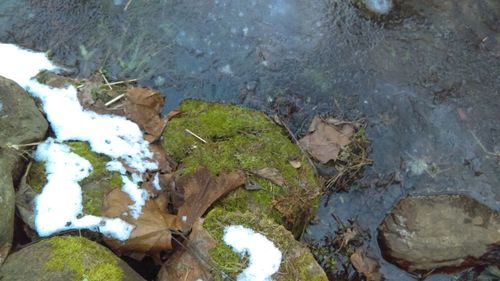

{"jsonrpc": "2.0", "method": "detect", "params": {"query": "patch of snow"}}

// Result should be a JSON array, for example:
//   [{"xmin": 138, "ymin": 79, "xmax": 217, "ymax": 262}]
[
  {"xmin": 121, "ymin": 175, "xmax": 149, "ymax": 219},
  {"xmin": 0, "ymin": 43, "xmax": 159, "ymax": 240},
  {"xmin": 34, "ymin": 139, "xmax": 133, "ymax": 240},
  {"xmin": 0, "ymin": 101, "xmax": 3, "ymax": 113},
  {"xmin": 363, "ymin": 0, "xmax": 393, "ymax": 15},
  {"xmin": 223, "ymin": 225, "xmax": 282, "ymax": 281},
  {"xmin": 152, "ymin": 172, "xmax": 161, "ymax": 190}
]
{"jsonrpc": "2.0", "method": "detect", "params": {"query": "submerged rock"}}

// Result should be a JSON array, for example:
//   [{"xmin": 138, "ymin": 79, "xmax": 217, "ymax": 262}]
[
  {"xmin": 162, "ymin": 99, "xmax": 322, "ymax": 237},
  {"xmin": 0, "ymin": 236, "xmax": 144, "ymax": 281},
  {"xmin": 0, "ymin": 76, "xmax": 48, "ymax": 264},
  {"xmin": 378, "ymin": 194, "xmax": 500, "ymax": 273}
]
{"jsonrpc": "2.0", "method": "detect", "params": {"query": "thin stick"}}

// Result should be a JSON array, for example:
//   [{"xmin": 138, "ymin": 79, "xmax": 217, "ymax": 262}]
[
  {"xmin": 471, "ymin": 131, "xmax": 500, "ymax": 157},
  {"xmin": 124, "ymin": 0, "xmax": 133, "ymax": 11},
  {"xmin": 274, "ymin": 115, "xmax": 318, "ymax": 177},
  {"xmin": 104, "ymin": 79, "xmax": 138, "ymax": 87},
  {"xmin": 100, "ymin": 70, "xmax": 113, "ymax": 90},
  {"xmin": 185, "ymin": 129, "xmax": 207, "ymax": 143},
  {"xmin": 105, "ymin": 94, "xmax": 125, "ymax": 107}
]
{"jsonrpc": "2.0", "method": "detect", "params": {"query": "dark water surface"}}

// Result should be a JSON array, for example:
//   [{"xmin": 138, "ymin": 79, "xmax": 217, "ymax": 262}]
[{"xmin": 1, "ymin": 0, "xmax": 499, "ymax": 280}]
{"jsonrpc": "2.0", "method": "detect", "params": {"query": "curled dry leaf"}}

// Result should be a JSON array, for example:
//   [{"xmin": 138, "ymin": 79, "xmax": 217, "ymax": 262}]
[
  {"xmin": 124, "ymin": 87, "xmax": 168, "ymax": 142},
  {"xmin": 298, "ymin": 116, "xmax": 355, "ymax": 163},
  {"xmin": 157, "ymin": 219, "xmax": 216, "ymax": 281},
  {"xmin": 251, "ymin": 167, "xmax": 285, "ymax": 186},
  {"xmin": 350, "ymin": 248, "xmax": 383, "ymax": 281},
  {"xmin": 174, "ymin": 167, "xmax": 246, "ymax": 232},
  {"xmin": 103, "ymin": 189, "xmax": 177, "ymax": 261}
]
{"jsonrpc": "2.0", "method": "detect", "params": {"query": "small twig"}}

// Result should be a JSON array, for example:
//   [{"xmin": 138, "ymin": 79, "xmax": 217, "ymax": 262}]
[
  {"xmin": 104, "ymin": 79, "xmax": 138, "ymax": 87},
  {"xmin": 274, "ymin": 115, "xmax": 318, "ymax": 177},
  {"xmin": 99, "ymin": 70, "xmax": 113, "ymax": 90},
  {"xmin": 471, "ymin": 131, "xmax": 500, "ymax": 157},
  {"xmin": 105, "ymin": 94, "xmax": 126, "ymax": 107},
  {"xmin": 185, "ymin": 129, "xmax": 207, "ymax": 144},
  {"xmin": 124, "ymin": 0, "xmax": 133, "ymax": 11},
  {"xmin": 6, "ymin": 142, "xmax": 43, "ymax": 150}
]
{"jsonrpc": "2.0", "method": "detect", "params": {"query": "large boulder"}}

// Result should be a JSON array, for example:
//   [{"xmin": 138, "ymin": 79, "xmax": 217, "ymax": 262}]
[
  {"xmin": 378, "ymin": 194, "xmax": 500, "ymax": 273},
  {"xmin": 0, "ymin": 236, "xmax": 145, "ymax": 281},
  {"xmin": 0, "ymin": 76, "xmax": 48, "ymax": 264}
]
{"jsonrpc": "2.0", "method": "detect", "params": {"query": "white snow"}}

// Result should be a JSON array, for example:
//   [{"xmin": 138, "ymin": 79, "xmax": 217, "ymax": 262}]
[
  {"xmin": 0, "ymin": 43, "xmax": 159, "ymax": 240},
  {"xmin": 223, "ymin": 225, "xmax": 282, "ymax": 281},
  {"xmin": 363, "ymin": 0, "xmax": 393, "ymax": 15},
  {"xmin": 152, "ymin": 172, "xmax": 161, "ymax": 190}
]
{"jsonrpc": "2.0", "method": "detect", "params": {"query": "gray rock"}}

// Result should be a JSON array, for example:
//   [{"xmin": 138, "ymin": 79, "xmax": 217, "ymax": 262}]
[
  {"xmin": 0, "ymin": 236, "xmax": 145, "ymax": 281},
  {"xmin": 378, "ymin": 194, "xmax": 500, "ymax": 273},
  {"xmin": 0, "ymin": 76, "xmax": 48, "ymax": 264}
]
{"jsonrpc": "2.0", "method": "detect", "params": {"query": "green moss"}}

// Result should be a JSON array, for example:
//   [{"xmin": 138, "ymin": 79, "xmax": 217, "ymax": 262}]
[
  {"xmin": 162, "ymin": 100, "xmax": 321, "ymax": 234},
  {"xmin": 203, "ymin": 209, "xmax": 328, "ymax": 281},
  {"xmin": 46, "ymin": 236, "xmax": 123, "ymax": 281},
  {"xmin": 27, "ymin": 141, "xmax": 122, "ymax": 216}
]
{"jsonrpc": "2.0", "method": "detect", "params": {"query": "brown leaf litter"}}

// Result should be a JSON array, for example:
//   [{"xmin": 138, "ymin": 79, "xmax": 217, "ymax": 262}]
[
  {"xmin": 350, "ymin": 248, "xmax": 383, "ymax": 281},
  {"xmin": 298, "ymin": 116, "xmax": 356, "ymax": 164},
  {"xmin": 157, "ymin": 219, "xmax": 217, "ymax": 281},
  {"xmin": 173, "ymin": 167, "xmax": 246, "ymax": 232}
]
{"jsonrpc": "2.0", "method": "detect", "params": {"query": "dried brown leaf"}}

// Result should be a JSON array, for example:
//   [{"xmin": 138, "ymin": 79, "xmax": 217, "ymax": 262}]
[
  {"xmin": 298, "ymin": 116, "xmax": 355, "ymax": 163},
  {"xmin": 103, "ymin": 189, "xmax": 176, "ymax": 261},
  {"xmin": 251, "ymin": 167, "xmax": 285, "ymax": 186},
  {"xmin": 174, "ymin": 167, "xmax": 245, "ymax": 232},
  {"xmin": 350, "ymin": 249, "xmax": 383, "ymax": 281},
  {"xmin": 124, "ymin": 87, "xmax": 168, "ymax": 141},
  {"xmin": 157, "ymin": 219, "xmax": 216, "ymax": 281}
]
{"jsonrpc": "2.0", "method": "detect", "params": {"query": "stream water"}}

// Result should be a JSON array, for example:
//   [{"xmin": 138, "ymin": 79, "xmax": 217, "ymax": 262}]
[{"xmin": 1, "ymin": 0, "xmax": 499, "ymax": 280}]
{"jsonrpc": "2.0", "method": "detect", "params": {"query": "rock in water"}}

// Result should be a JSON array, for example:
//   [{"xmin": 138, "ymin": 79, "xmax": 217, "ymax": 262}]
[
  {"xmin": 0, "ymin": 236, "xmax": 145, "ymax": 281},
  {"xmin": 378, "ymin": 194, "xmax": 500, "ymax": 273},
  {"xmin": 0, "ymin": 76, "xmax": 48, "ymax": 264}
]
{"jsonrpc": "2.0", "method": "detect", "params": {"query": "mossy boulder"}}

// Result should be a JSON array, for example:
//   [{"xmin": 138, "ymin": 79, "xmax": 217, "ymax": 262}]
[
  {"xmin": 0, "ymin": 236, "xmax": 144, "ymax": 281},
  {"xmin": 0, "ymin": 76, "xmax": 49, "ymax": 263},
  {"xmin": 203, "ymin": 209, "xmax": 328, "ymax": 281},
  {"xmin": 162, "ymin": 99, "xmax": 322, "ymax": 236},
  {"xmin": 27, "ymin": 141, "xmax": 122, "ymax": 217}
]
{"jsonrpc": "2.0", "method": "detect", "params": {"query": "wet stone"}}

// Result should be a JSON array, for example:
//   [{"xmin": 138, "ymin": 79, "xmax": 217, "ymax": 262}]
[
  {"xmin": 0, "ymin": 76, "xmax": 48, "ymax": 264},
  {"xmin": 378, "ymin": 194, "xmax": 500, "ymax": 273}
]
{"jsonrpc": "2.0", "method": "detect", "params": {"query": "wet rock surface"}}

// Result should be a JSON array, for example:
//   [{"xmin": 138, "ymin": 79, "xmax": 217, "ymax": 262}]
[
  {"xmin": 0, "ymin": 76, "xmax": 48, "ymax": 264},
  {"xmin": 0, "ymin": 236, "xmax": 145, "ymax": 281},
  {"xmin": 378, "ymin": 195, "xmax": 500, "ymax": 273}
]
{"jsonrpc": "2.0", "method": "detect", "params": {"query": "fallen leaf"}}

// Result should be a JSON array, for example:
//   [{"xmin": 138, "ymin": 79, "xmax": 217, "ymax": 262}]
[
  {"xmin": 166, "ymin": 109, "xmax": 181, "ymax": 121},
  {"xmin": 150, "ymin": 143, "xmax": 175, "ymax": 174},
  {"xmin": 124, "ymin": 87, "xmax": 168, "ymax": 142},
  {"xmin": 157, "ymin": 219, "xmax": 216, "ymax": 281},
  {"xmin": 174, "ymin": 167, "xmax": 245, "ymax": 232},
  {"xmin": 288, "ymin": 159, "xmax": 302, "ymax": 169},
  {"xmin": 350, "ymin": 248, "xmax": 383, "ymax": 281},
  {"xmin": 103, "ymin": 189, "xmax": 177, "ymax": 261},
  {"xmin": 299, "ymin": 116, "xmax": 355, "ymax": 163},
  {"xmin": 251, "ymin": 167, "xmax": 285, "ymax": 186}
]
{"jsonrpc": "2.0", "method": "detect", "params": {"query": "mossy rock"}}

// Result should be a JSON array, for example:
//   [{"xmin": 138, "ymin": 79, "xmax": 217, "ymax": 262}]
[
  {"xmin": 162, "ymin": 99, "xmax": 321, "ymax": 236},
  {"xmin": 203, "ymin": 208, "xmax": 328, "ymax": 281},
  {"xmin": 0, "ymin": 236, "xmax": 144, "ymax": 281},
  {"xmin": 28, "ymin": 141, "xmax": 122, "ymax": 217}
]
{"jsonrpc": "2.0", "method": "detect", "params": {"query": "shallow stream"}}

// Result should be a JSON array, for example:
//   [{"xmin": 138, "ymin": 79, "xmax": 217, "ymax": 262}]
[{"xmin": 1, "ymin": 0, "xmax": 499, "ymax": 280}]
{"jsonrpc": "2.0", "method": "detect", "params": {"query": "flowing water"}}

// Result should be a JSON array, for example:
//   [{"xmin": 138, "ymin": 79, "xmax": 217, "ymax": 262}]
[{"xmin": 1, "ymin": 0, "xmax": 499, "ymax": 280}]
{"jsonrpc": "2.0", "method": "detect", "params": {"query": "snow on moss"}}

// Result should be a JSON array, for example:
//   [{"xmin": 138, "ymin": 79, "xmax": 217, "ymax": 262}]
[
  {"xmin": 223, "ymin": 225, "xmax": 282, "ymax": 281},
  {"xmin": 0, "ymin": 43, "xmax": 158, "ymax": 240}
]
